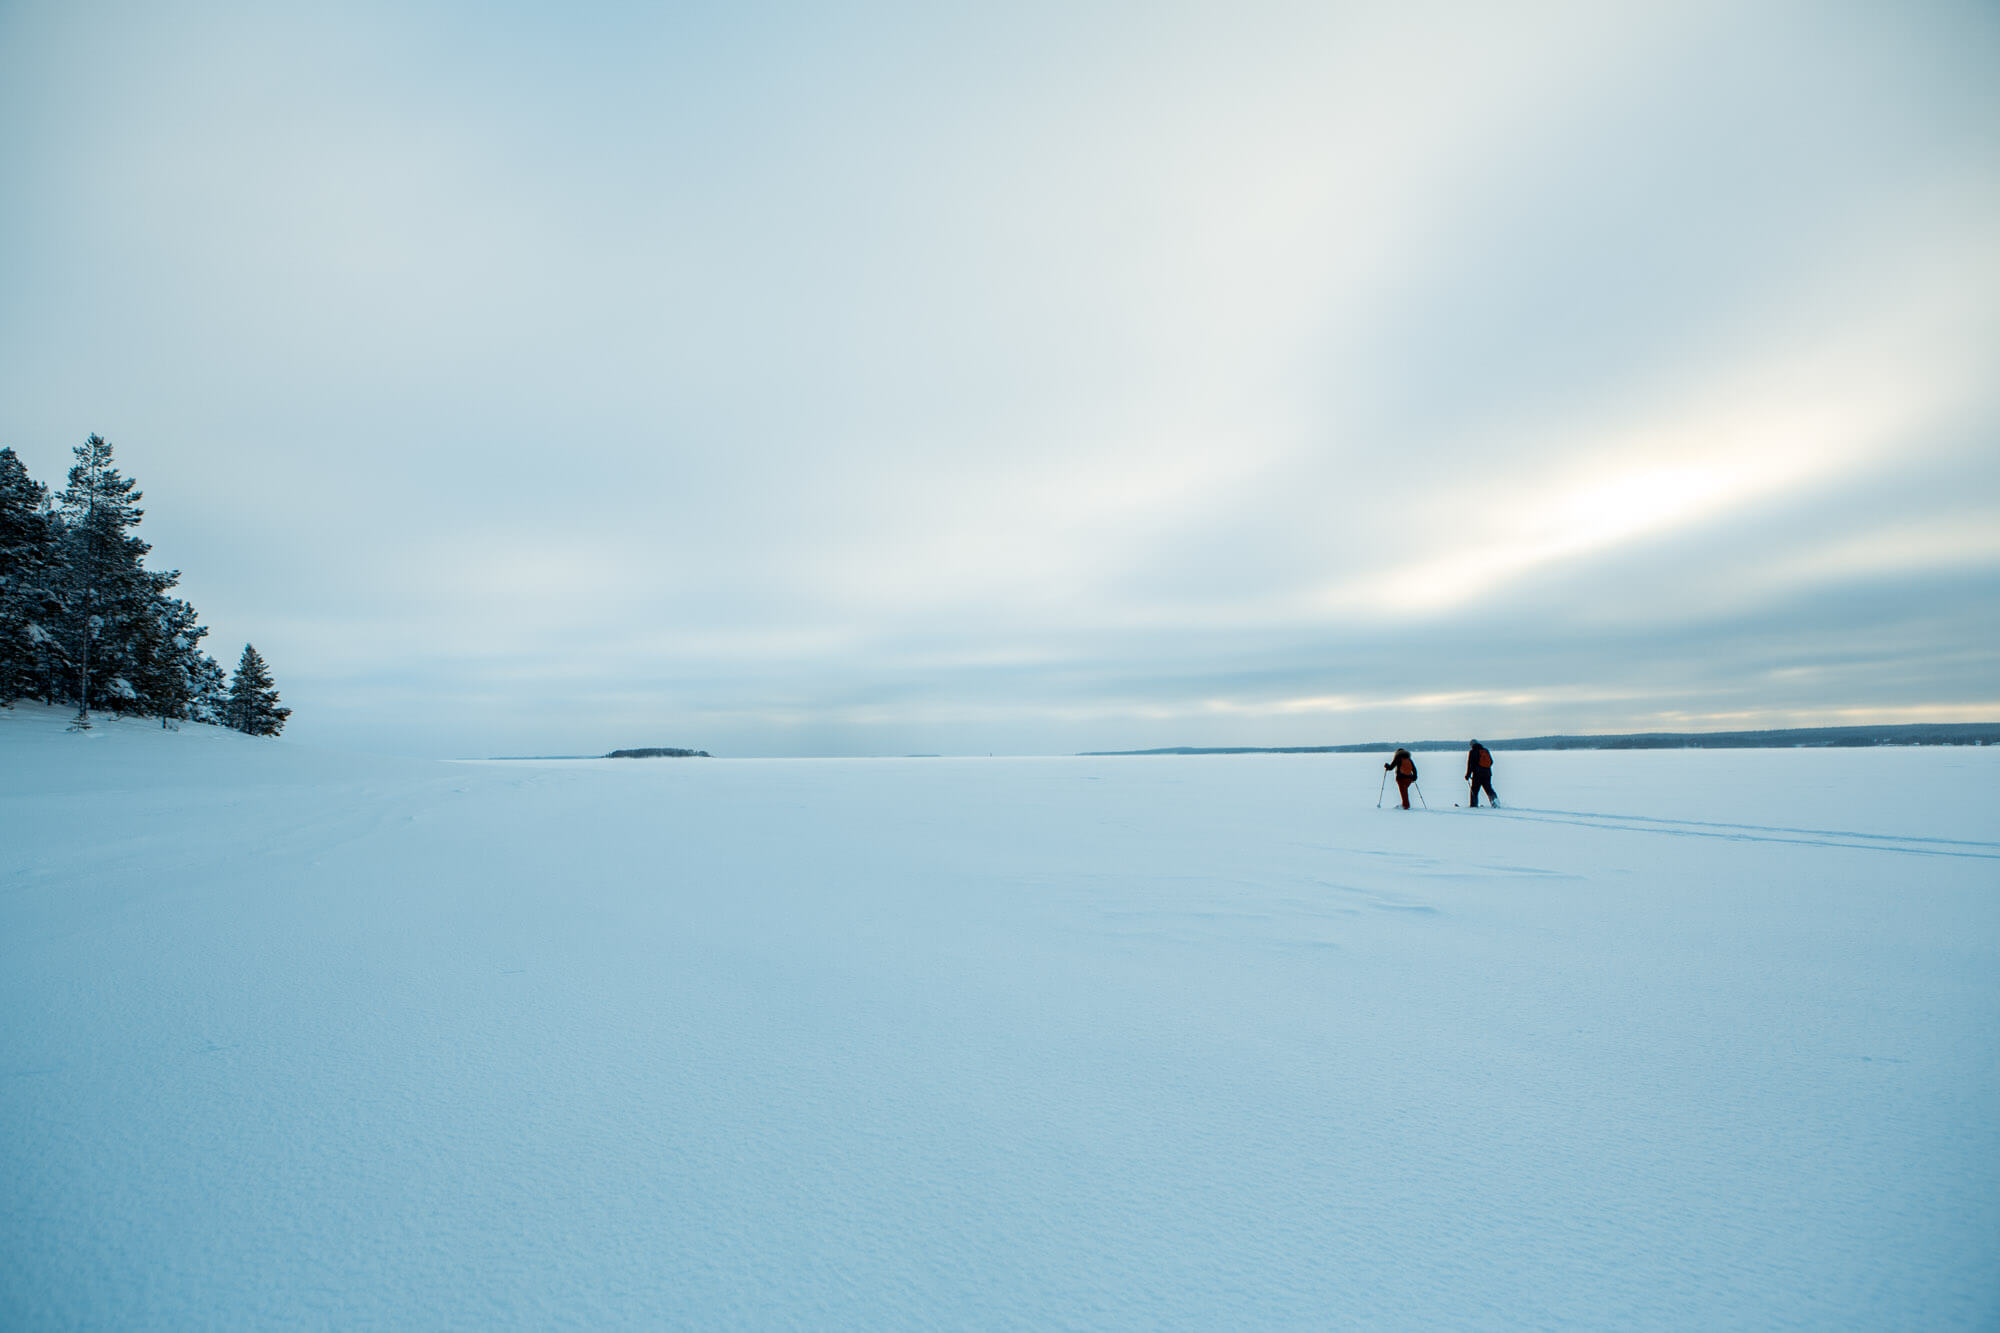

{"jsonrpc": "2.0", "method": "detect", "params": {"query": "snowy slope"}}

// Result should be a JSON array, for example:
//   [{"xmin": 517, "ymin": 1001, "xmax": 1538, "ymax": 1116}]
[{"xmin": 3, "ymin": 703, "xmax": 1997, "ymax": 1326}]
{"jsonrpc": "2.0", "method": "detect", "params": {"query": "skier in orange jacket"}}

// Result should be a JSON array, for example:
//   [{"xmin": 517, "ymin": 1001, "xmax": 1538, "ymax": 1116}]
[
  {"xmin": 1385, "ymin": 748, "xmax": 1418, "ymax": 809},
  {"xmin": 1465, "ymin": 740, "xmax": 1498, "ymax": 807}
]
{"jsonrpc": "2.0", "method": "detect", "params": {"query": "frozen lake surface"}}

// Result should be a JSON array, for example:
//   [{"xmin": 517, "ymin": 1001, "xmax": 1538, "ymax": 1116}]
[{"xmin": 4, "ymin": 705, "xmax": 1997, "ymax": 1326}]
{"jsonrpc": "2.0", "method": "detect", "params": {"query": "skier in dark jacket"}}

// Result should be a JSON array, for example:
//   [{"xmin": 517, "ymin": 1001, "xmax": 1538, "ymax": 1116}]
[
  {"xmin": 1465, "ymin": 740, "xmax": 1498, "ymax": 807},
  {"xmin": 1385, "ymin": 748, "xmax": 1418, "ymax": 809}
]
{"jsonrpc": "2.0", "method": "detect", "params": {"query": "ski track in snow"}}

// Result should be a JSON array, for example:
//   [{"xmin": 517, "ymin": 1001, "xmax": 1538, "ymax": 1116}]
[
  {"xmin": 1465, "ymin": 806, "xmax": 2000, "ymax": 859},
  {"xmin": 3, "ymin": 706, "xmax": 1998, "ymax": 1328}
]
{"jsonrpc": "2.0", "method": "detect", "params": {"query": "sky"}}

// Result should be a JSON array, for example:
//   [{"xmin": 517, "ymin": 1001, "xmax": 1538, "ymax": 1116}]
[{"xmin": 2, "ymin": 0, "xmax": 1996, "ymax": 758}]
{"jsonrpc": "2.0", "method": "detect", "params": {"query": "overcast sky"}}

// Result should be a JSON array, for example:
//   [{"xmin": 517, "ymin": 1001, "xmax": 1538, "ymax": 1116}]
[{"xmin": 3, "ymin": 0, "xmax": 1996, "ymax": 757}]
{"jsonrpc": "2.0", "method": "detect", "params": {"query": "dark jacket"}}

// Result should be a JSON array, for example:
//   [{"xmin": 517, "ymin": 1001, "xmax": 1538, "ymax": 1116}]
[
  {"xmin": 1465, "ymin": 743, "xmax": 1492, "ymax": 780},
  {"xmin": 1386, "ymin": 749, "xmax": 1417, "ymax": 780}
]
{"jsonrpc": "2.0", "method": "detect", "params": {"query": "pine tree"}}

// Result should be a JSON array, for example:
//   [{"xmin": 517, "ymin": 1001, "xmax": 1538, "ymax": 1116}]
[
  {"xmin": 187, "ymin": 649, "xmax": 229, "ymax": 725},
  {"xmin": 12, "ymin": 435, "xmax": 269, "ymax": 731},
  {"xmin": 225, "ymin": 643, "xmax": 290, "ymax": 736},
  {"xmin": 131, "ymin": 597, "xmax": 214, "ymax": 728},
  {"xmin": 54, "ymin": 435, "xmax": 157, "ymax": 727},
  {"xmin": 0, "ymin": 447, "xmax": 62, "ymax": 705}
]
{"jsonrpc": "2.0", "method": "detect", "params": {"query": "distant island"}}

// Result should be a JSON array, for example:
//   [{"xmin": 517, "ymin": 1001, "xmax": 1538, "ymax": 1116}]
[
  {"xmin": 606, "ymin": 747, "xmax": 711, "ymax": 759},
  {"xmin": 1084, "ymin": 723, "xmax": 2000, "ymax": 756}
]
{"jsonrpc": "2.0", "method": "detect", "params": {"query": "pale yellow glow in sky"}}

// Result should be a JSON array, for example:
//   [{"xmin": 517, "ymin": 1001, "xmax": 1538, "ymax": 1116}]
[{"xmin": 1320, "ymin": 340, "xmax": 1976, "ymax": 619}]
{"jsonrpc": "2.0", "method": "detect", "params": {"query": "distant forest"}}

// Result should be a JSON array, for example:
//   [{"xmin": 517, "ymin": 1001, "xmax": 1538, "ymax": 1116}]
[
  {"xmin": 0, "ymin": 436, "xmax": 289, "ymax": 735},
  {"xmin": 1087, "ymin": 724, "xmax": 2000, "ymax": 756}
]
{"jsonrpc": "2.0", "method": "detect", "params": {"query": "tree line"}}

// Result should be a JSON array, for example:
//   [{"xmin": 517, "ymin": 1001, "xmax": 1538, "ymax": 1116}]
[{"xmin": 0, "ymin": 435, "xmax": 289, "ymax": 735}]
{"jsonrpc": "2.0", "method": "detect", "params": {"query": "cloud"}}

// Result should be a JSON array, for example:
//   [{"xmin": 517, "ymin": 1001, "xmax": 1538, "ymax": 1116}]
[{"xmin": 2, "ymin": 0, "xmax": 1996, "ymax": 754}]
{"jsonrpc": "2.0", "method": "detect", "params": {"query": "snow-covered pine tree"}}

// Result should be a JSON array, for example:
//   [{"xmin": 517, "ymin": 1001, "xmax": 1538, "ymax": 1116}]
[
  {"xmin": 225, "ymin": 643, "xmax": 290, "ymax": 736},
  {"xmin": 54, "ymin": 435, "xmax": 158, "ymax": 726},
  {"xmin": 0, "ymin": 447, "xmax": 63, "ymax": 705},
  {"xmin": 131, "ymin": 596, "xmax": 214, "ymax": 728},
  {"xmin": 187, "ymin": 649, "xmax": 229, "ymax": 725}
]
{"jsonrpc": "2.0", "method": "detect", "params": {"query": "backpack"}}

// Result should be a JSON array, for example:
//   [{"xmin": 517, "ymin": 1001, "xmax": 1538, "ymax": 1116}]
[
  {"xmin": 1397, "ymin": 754, "xmax": 1416, "ymax": 778},
  {"xmin": 1473, "ymin": 745, "xmax": 1490, "ymax": 769}
]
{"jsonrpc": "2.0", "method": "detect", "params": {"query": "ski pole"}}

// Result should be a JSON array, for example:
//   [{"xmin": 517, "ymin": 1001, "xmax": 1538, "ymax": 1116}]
[
  {"xmin": 1377, "ymin": 767, "xmax": 1388, "ymax": 808},
  {"xmin": 1414, "ymin": 780, "xmax": 1428, "ymax": 809}
]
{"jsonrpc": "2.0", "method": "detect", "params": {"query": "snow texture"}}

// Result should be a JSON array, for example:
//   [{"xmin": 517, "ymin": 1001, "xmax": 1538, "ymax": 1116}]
[{"xmin": 3, "ymin": 703, "xmax": 1997, "ymax": 1326}]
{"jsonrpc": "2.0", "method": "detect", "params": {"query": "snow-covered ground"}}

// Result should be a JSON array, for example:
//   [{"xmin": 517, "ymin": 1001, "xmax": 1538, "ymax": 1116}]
[{"xmin": 4, "ymin": 703, "xmax": 1997, "ymax": 1327}]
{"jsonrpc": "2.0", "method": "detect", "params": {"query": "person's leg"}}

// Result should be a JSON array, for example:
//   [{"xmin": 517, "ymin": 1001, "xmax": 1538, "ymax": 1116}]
[
  {"xmin": 1398, "ymin": 777, "xmax": 1412, "ymax": 809},
  {"xmin": 1468, "ymin": 778, "xmax": 1481, "ymax": 807},
  {"xmin": 1482, "ymin": 776, "xmax": 1498, "ymax": 804}
]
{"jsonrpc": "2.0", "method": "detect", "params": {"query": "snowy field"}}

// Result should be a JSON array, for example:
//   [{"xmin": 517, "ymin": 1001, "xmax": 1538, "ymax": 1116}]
[{"xmin": 3, "ymin": 704, "xmax": 1997, "ymax": 1327}]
